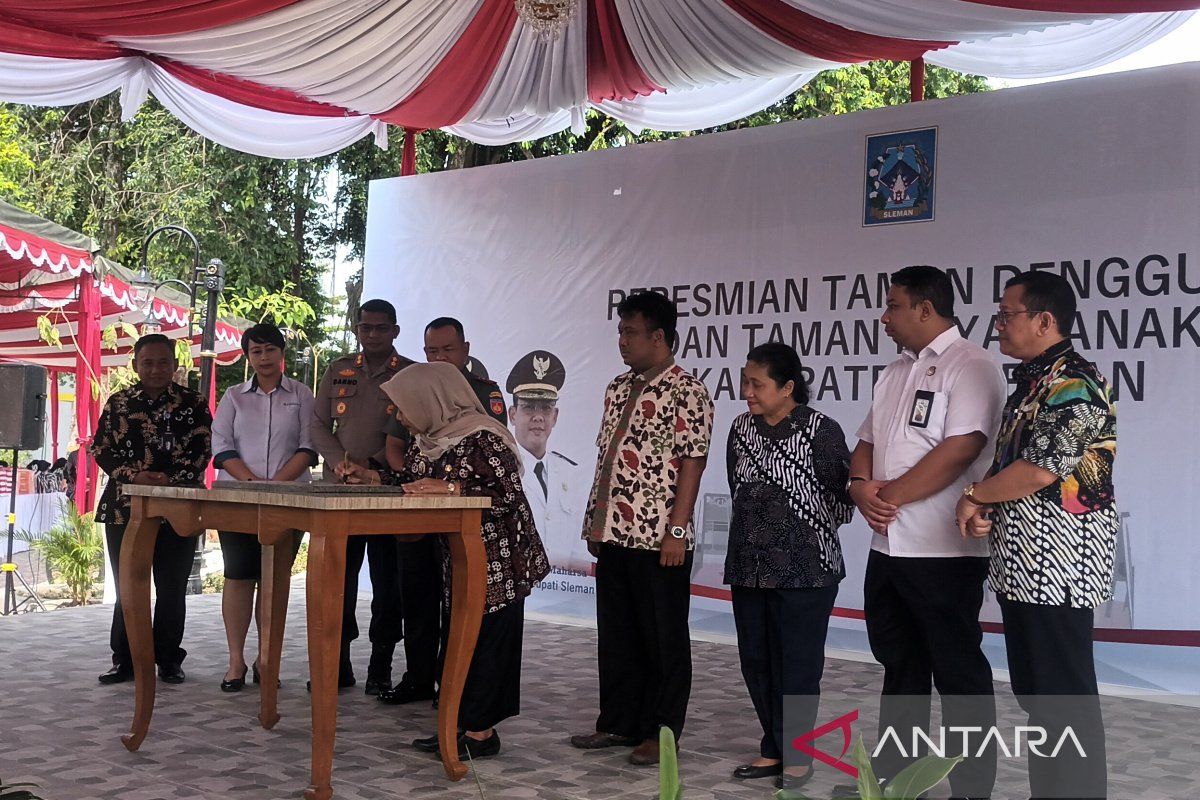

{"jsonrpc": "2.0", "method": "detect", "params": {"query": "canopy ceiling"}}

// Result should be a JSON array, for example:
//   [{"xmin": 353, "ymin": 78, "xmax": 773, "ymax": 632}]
[
  {"xmin": 0, "ymin": 202, "xmax": 245, "ymax": 371},
  {"xmin": 0, "ymin": 1, "xmax": 1195, "ymax": 157}
]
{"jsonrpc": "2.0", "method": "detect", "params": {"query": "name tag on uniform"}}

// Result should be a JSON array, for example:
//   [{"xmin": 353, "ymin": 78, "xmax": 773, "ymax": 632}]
[{"xmin": 909, "ymin": 389, "xmax": 935, "ymax": 428}]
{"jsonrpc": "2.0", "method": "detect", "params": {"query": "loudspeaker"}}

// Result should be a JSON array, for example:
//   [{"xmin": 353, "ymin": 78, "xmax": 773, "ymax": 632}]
[{"xmin": 0, "ymin": 363, "xmax": 47, "ymax": 450}]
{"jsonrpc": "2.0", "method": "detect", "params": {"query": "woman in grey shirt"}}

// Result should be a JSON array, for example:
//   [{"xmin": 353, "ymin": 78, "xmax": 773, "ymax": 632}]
[
  {"xmin": 725, "ymin": 342, "xmax": 853, "ymax": 790},
  {"xmin": 211, "ymin": 323, "xmax": 317, "ymax": 691}
]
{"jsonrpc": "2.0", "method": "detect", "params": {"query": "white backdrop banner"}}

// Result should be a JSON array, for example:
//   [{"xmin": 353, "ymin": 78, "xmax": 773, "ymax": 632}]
[{"xmin": 365, "ymin": 63, "xmax": 1200, "ymax": 692}]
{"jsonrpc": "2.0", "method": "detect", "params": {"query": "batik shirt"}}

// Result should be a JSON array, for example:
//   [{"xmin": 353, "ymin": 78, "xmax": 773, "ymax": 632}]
[
  {"xmin": 381, "ymin": 430, "xmax": 551, "ymax": 614},
  {"xmin": 988, "ymin": 341, "xmax": 1119, "ymax": 608},
  {"xmin": 725, "ymin": 406, "xmax": 854, "ymax": 589},
  {"xmin": 583, "ymin": 359, "xmax": 714, "ymax": 551},
  {"xmin": 92, "ymin": 382, "xmax": 213, "ymax": 525}
]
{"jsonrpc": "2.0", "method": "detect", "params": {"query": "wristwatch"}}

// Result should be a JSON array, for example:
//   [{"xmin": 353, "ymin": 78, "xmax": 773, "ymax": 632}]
[
  {"xmin": 669, "ymin": 525, "xmax": 687, "ymax": 540},
  {"xmin": 962, "ymin": 482, "xmax": 983, "ymax": 505},
  {"xmin": 846, "ymin": 476, "xmax": 867, "ymax": 492}
]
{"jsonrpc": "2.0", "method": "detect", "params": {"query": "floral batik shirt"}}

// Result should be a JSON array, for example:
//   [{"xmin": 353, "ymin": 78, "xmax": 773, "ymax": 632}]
[
  {"xmin": 988, "ymin": 341, "xmax": 1119, "ymax": 608},
  {"xmin": 92, "ymin": 382, "xmax": 213, "ymax": 525},
  {"xmin": 583, "ymin": 359, "xmax": 714, "ymax": 551}
]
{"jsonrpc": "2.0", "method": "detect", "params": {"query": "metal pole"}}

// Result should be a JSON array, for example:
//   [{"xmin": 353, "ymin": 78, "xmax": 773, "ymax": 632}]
[
  {"xmin": 198, "ymin": 259, "xmax": 225, "ymax": 403},
  {"xmin": 3, "ymin": 449, "xmax": 18, "ymax": 615}
]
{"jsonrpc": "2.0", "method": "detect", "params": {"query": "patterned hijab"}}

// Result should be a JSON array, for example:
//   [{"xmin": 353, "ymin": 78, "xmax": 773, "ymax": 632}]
[{"xmin": 381, "ymin": 361, "xmax": 521, "ymax": 467}]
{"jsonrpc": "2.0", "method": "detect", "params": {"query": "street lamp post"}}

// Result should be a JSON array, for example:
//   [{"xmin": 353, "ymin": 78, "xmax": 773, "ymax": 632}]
[
  {"xmin": 133, "ymin": 226, "xmax": 226, "ymax": 597},
  {"xmin": 133, "ymin": 225, "xmax": 226, "ymax": 402}
]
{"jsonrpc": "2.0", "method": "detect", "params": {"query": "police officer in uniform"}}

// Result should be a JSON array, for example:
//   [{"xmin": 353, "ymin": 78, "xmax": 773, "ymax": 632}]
[
  {"xmin": 378, "ymin": 316, "xmax": 507, "ymax": 706},
  {"xmin": 507, "ymin": 351, "xmax": 589, "ymax": 574},
  {"xmin": 311, "ymin": 298, "xmax": 413, "ymax": 695}
]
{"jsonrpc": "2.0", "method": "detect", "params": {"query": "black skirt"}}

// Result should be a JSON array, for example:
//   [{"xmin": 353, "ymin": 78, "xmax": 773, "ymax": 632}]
[
  {"xmin": 218, "ymin": 530, "xmax": 303, "ymax": 581},
  {"xmin": 456, "ymin": 598, "xmax": 525, "ymax": 731}
]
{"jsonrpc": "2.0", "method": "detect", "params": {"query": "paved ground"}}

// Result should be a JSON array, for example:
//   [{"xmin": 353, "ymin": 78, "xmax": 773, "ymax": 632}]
[{"xmin": 1, "ymin": 586, "xmax": 1197, "ymax": 800}]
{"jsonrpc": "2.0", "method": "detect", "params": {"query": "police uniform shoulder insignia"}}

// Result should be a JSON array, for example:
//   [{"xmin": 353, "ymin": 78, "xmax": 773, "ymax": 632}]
[
  {"xmin": 489, "ymin": 390, "xmax": 504, "ymax": 417},
  {"xmin": 389, "ymin": 354, "xmax": 400, "ymax": 370},
  {"xmin": 550, "ymin": 450, "xmax": 578, "ymax": 467}
]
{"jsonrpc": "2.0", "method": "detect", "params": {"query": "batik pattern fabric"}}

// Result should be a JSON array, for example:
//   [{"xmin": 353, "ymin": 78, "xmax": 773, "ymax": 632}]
[
  {"xmin": 582, "ymin": 361, "xmax": 714, "ymax": 551},
  {"xmin": 382, "ymin": 430, "xmax": 550, "ymax": 614},
  {"xmin": 92, "ymin": 382, "xmax": 213, "ymax": 525},
  {"xmin": 988, "ymin": 341, "xmax": 1120, "ymax": 608},
  {"xmin": 724, "ymin": 406, "xmax": 853, "ymax": 589}
]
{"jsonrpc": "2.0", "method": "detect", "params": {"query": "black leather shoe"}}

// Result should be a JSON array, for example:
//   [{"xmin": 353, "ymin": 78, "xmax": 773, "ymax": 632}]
[
  {"xmin": 159, "ymin": 665, "xmax": 186, "ymax": 684},
  {"xmin": 458, "ymin": 731, "xmax": 501, "ymax": 760},
  {"xmin": 776, "ymin": 769, "xmax": 814, "ymax": 791},
  {"xmin": 733, "ymin": 762, "xmax": 783, "ymax": 780},
  {"xmin": 364, "ymin": 676, "xmax": 392, "ymax": 696},
  {"xmin": 220, "ymin": 666, "xmax": 248, "ymax": 693},
  {"xmin": 379, "ymin": 683, "xmax": 436, "ymax": 705},
  {"xmin": 305, "ymin": 670, "xmax": 356, "ymax": 692},
  {"xmin": 98, "ymin": 665, "xmax": 133, "ymax": 685},
  {"xmin": 569, "ymin": 731, "xmax": 641, "ymax": 749},
  {"xmin": 412, "ymin": 733, "xmax": 456, "ymax": 753}
]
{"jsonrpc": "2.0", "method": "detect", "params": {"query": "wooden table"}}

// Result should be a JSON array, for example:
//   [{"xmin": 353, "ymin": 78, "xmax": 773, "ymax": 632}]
[{"xmin": 118, "ymin": 483, "xmax": 491, "ymax": 799}]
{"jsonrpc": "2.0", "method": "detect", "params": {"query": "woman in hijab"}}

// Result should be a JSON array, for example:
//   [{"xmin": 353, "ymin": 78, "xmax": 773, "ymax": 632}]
[{"xmin": 337, "ymin": 361, "xmax": 550, "ymax": 760}]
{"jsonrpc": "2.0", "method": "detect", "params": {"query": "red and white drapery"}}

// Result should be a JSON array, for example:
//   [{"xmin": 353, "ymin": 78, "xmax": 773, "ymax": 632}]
[
  {"xmin": 0, "ymin": 211, "xmax": 244, "ymax": 510},
  {"xmin": 0, "ymin": 0, "xmax": 1195, "ymax": 157}
]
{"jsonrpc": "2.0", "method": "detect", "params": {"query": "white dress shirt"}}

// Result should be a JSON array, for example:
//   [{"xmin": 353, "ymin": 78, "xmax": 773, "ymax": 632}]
[
  {"xmin": 518, "ymin": 445, "xmax": 588, "ymax": 572},
  {"xmin": 856, "ymin": 328, "xmax": 1007, "ymax": 557}
]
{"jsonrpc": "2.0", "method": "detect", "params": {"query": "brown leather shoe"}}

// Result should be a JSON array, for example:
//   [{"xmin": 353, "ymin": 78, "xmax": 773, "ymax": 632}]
[
  {"xmin": 629, "ymin": 739, "xmax": 660, "ymax": 766},
  {"xmin": 569, "ymin": 731, "xmax": 641, "ymax": 749}
]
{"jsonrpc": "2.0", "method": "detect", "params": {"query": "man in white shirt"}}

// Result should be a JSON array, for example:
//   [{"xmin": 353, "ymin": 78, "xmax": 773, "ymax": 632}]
[
  {"xmin": 849, "ymin": 265, "xmax": 1007, "ymax": 800},
  {"xmin": 505, "ymin": 350, "xmax": 589, "ymax": 574}
]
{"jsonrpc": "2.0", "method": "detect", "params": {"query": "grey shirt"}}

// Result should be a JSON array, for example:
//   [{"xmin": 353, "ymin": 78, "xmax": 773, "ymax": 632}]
[{"xmin": 212, "ymin": 374, "xmax": 317, "ymax": 482}]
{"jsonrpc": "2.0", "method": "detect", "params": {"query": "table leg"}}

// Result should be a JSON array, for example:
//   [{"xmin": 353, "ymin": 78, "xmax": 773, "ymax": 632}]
[
  {"xmin": 119, "ymin": 505, "xmax": 160, "ymax": 752},
  {"xmin": 257, "ymin": 535, "xmax": 293, "ymax": 730},
  {"xmin": 438, "ymin": 511, "xmax": 487, "ymax": 781},
  {"xmin": 304, "ymin": 532, "xmax": 347, "ymax": 800}
]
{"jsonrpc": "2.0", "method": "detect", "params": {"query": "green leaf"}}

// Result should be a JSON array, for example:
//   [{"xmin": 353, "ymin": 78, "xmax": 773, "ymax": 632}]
[
  {"xmin": 658, "ymin": 727, "xmax": 681, "ymax": 800},
  {"xmin": 851, "ymin": 736, "xmax": 883, "ymax": 800},
  {"xmin": 882, "ymin": 755, "xmax": 962, "ymax": 800},
  {"xmin": 773, "ymin": 790, "xmax": 813, "ymax": 800}
]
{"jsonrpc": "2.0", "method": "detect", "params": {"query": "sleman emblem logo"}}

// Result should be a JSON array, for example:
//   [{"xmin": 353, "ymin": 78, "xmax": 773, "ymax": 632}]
[{"xmin": 864, "ymin": 127, "xmax": 937, "ymax": 226}]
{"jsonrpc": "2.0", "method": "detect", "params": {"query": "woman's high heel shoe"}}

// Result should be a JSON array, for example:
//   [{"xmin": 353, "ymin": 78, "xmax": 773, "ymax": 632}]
[
  {"xmin": 221, "ymin": 666, "xmax": 248, "ymax": 693},
  {"xmin": 252, "ymin": 661, "xmax": 281, "ymax": 688}
]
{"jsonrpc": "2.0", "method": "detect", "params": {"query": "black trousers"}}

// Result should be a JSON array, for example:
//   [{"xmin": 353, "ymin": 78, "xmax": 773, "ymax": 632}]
[
  {"xmin": 732, "ymin": 584, "xmax": 838, "ymax": 763},
  {"xmin": 595, "ymin": 543, "xmax": 693, "ymax": 742},
  {"xmin": 864, "ymin": 550, "xmax": 997, "ymax": 798},
  {"xmin": 999, "ymin": 596, "xmax": 1107, "ymax": 800},
  {"xmin": 342, "ymin": 534, "xmax": 404, "ymax": 672},
  {"xmin": 105, "ymin": 521, "xmax": 196, "ymax": 669},
  {"xmin": 396, "ymin": 536, "xmax": 442, "ymax": 691}
]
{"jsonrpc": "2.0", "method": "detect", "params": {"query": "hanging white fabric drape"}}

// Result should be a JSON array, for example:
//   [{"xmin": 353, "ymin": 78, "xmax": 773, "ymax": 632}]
[{"xmin": 928, "ymin": 12, "xmax": 1194, "ymax": 78}]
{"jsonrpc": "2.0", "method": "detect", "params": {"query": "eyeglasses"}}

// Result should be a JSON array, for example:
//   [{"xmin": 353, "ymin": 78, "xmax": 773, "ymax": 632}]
[{"xmin": 994, "ymin": 310, "xmax": 1040, "ymax": 327}]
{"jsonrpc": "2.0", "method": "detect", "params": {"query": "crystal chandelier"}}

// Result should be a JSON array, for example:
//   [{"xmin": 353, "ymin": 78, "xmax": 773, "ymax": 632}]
[{"xmin": 514, "ymin": 0, "xmax": 577, "ymax": 40}]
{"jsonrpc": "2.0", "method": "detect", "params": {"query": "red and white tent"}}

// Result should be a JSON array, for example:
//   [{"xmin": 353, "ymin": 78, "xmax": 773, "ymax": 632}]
[
  {"xmin": 0, "ymin": 1, "xmax": 1195, "ymax": 158},
  {"xmin": 0, "ymin": 199, "xmax": 244, "ymax": 509}
]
